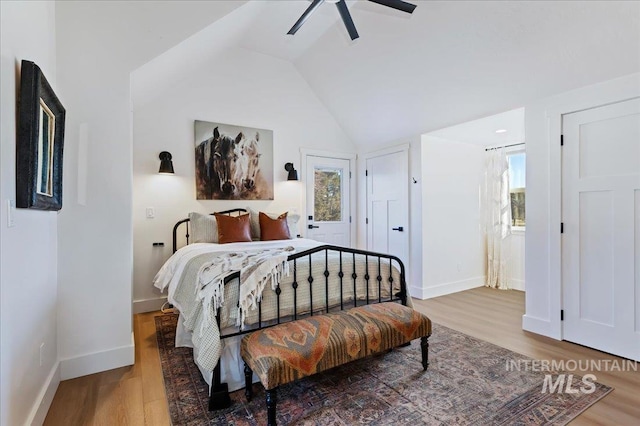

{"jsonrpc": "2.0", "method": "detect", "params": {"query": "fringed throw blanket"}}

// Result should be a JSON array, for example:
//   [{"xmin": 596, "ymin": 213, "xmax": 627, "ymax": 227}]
[
  {"xmin": 197, "ymin": 246, "xmax": 295, "ymax": 333},
  {"xmin": 154, "ymin": 239, "xmax": 404, "ymax": 374}
]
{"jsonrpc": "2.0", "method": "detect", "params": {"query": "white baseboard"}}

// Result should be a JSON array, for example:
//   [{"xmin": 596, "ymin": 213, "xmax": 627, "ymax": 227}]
[
  {"xmin": 133, "ymin": 296, "xmax": 167, "ymax": 314},
  {"xmin": 522, "ymin": 314, "xmax": 560, "ymax": 340},
  {"xmin": 27, "ymin": 361, "xmax": 60, "ymax": 426},
  {"xmin": 510, "ymin": 278, "xmax": 525, "ymax": 291},
  {"xmin": 422, "ymin": 276, "xmax": 485, "ymax": 299},
  {"xmin": 408, "ymin": 284, "xmax": 427, "ymax": 300},
  {"xmin": 60, "ymin": 333, "xmax": 135, "ymax": 380}
]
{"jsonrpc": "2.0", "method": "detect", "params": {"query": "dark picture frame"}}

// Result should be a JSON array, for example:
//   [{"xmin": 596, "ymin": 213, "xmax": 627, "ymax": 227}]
[{"xmin": 16, "ymin": 60, "xmax": 65, "ymax": 210}]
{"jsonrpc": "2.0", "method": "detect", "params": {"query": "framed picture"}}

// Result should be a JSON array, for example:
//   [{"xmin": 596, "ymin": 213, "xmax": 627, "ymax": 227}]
[
  {"xmin": 194, "ymin": 120, "xmax": 274, "ymax": 200},
  {"xmin": 16, "ymin": 60, "xmax": 66, "ymax": 211}
]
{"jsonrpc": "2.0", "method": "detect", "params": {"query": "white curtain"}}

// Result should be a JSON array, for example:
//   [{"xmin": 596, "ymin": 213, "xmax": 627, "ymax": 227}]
[{"xmin": 484, "ymin": 148, "xmax": 512, "ymax": 289}]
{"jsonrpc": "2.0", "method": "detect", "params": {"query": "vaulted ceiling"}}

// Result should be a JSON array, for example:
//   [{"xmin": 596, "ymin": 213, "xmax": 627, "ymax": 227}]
[{"xmin": 128, "ymin": 0, "xmax": 640, "ymax": 146}]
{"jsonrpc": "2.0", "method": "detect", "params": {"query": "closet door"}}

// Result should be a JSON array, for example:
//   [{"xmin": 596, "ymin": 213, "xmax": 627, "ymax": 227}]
[
  {"xmin": 366, "ymin": 148, "xmax": 409, "ymax": 267},
  {"xmin": 562, "ymin": 98, "xmax": 640, "ymax": 361}
]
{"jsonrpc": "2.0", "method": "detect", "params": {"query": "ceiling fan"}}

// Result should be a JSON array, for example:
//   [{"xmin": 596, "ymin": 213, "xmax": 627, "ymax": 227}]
[{"xmin": 287, "ymin": 0, "xmax": 417, "ymax": 41}]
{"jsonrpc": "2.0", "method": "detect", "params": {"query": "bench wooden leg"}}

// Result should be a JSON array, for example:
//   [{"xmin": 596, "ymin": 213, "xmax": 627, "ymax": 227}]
[
  {"xmin": 244, "ymin": 363, "xmax": 253, "ymax": 401},
  {"xmin": 266, "ymin": 388, "xmax": 277, "ymax": 426},
  {"xmin": 420, "ymin": 335, "xmax": 429, "ymax": 371}
]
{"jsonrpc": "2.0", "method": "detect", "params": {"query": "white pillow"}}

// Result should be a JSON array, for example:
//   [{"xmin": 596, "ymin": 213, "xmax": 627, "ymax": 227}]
[
  {"xmin": 188, "ymin": 212, "xmax": 218, "ymax": 243},
  {"xmin": 246, "ymin": 207, "xmax": 300, "ymax": 240}
]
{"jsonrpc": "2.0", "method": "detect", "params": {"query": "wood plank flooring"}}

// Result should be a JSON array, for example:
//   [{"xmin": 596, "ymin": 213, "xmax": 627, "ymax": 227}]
[
  {"xmin": 44, "ymin": 313, "xmax": 170, "ymax": 426},
  {"xmin": 44, "ymin": 287, "xmax": 639, "ymax": 425}
]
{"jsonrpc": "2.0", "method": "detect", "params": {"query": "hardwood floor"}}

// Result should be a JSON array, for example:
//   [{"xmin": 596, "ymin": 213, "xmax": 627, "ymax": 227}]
[
  {"xmin": 44, "ymin": 313, "xmax": 170, "ymax": 426},
  {"xmin": 44, "ymin": 287, "xmax": 640, "ymax": 425}
]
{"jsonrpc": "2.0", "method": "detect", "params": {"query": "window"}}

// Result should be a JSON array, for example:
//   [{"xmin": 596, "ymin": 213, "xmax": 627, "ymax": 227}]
[
  {"xmin": 508, "ymin": 152, "xmax": 526, "ymax": 227},
  {"xmin": 314, "ymin": 168, "xmax": 343, "ymax": 222}
]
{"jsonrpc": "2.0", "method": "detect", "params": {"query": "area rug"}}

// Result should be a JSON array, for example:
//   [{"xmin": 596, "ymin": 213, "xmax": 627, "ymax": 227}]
[{"xmin": 155, "ymin": 314, "xmax": 612, "ymax": 425}]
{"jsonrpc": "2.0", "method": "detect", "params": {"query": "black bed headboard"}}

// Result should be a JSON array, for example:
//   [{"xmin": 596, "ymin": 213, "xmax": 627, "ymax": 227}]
[{"xmin": 172, "ymin": 208, "xmax": 247, "ymax": 253}]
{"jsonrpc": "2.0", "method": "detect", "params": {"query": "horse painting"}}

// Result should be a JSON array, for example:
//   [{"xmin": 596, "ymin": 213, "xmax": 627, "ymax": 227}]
[
  {"xmin": 194, "ymin": 121, "xmax": 274, "ymax": 200},
  {"xmin": 236, "ymin": 132, "xmax": 261, "ymax": 191}
]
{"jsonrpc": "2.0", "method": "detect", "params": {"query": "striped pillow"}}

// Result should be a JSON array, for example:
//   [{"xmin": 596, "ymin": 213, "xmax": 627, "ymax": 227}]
[{"xmin": 188, "ymin": 212, "xmax": 218, "ymax": 243}]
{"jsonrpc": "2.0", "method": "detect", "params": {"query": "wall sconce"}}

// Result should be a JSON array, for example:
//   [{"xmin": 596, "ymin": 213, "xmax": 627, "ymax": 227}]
[
  {"xmin": 158, "ymin": 151, "xmax": 174, "ymax": 174},
  {"xmin": 284, "ymin": 162, "xmax": 298, "ymax": 181}
]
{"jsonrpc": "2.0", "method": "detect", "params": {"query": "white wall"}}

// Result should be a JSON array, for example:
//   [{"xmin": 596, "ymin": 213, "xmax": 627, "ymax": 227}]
[
  {"xmin": 523, "ymin": 73, "xmax": 640, "ymax": 339},
  {"xmin": 53, "ymin": 0, "xmax": 245, "ymax": 380},
  {"xmin": 0, "ymin": 2, "xmax": 60, "ymax": 424},
  {"xmin": 419, "ymin": 136, "xmax": 486, "ymax": 298},
  {"xmin": 131, "ymin": 46, "xmax": 356, "ymax": 309},
  {"xmin": 55, "ymin": 5, "xmax": 135, "ymax": 379}
]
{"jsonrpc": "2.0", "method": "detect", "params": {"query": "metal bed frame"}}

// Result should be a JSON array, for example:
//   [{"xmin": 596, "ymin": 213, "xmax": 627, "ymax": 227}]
[{"xmin": 172, "ymin": 208, "xmax": 408, "ymax": 410}]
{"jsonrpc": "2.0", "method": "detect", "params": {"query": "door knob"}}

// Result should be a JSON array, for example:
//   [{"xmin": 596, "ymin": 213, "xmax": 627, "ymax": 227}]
[
  {"xmin": 308, "ymin": 224, "xmax": 319, "ymax": 229},
  {"xmin": 392, "ymin": 226, "xmax": 404, "ymax": 232}
]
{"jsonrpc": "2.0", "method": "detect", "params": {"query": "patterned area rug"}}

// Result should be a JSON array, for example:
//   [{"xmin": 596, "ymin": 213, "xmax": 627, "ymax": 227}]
[{"xmin": 155, "ymin": 314, "xmax": 612, "ymax": 425}]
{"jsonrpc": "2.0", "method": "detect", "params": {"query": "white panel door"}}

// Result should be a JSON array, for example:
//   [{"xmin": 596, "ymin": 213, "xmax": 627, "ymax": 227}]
[
  {"xmin": 562, "ymin": 98, "xmax": 640, "ymax": 361},
  {"xmin": 366, "ymin": 149, "xmax": 409, "ymax": 267},
  {"xmin": 305, "ymin": 156, "xmax": 351, "ymax": 246}
]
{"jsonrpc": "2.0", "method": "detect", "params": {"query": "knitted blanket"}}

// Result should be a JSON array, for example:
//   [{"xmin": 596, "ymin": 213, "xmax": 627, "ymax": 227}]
[
  {"xmin": 154, "ymin": 239, "xmax": 405, "ymax": 374},
  {"xmin": 197, "ymin": 246, "xmax": 295, "ymax": 334}
]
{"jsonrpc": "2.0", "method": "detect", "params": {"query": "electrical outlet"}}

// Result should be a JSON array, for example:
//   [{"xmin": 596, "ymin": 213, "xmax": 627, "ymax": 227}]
[
  {"xmin": 39, "ymin": 342, "xmax": 45, "ymax": 367},
  {"xmin": 146, "ymin": 207, "xmax": 155, "ymax": 219}
]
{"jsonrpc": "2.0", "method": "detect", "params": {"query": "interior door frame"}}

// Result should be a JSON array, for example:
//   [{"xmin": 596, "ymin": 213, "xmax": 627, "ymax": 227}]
[
  {"xmin": 362, "ymin": 143, "xmax": 410, "ymax": 266},
  {"xmin": 560, "ymin": 99, "xmax": 639, "ymax": 360},
  {"xmin": 300, "ymin": 148, "xmax": 356, "ymax": 245},
  {"xmin": 540, "ymin": 92, "xmax": 640, "ymax": 341}
]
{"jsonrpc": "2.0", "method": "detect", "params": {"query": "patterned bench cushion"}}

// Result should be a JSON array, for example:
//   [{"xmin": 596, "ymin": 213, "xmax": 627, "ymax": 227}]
[{"xmin": 240, "ymin": 302, "xmax": 431, "ymax": 390}]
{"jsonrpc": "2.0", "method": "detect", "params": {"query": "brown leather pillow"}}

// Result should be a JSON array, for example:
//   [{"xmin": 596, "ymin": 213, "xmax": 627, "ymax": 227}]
[
  {"xmin": 259, "ymin": 212, "xmax": 291, "ymax": 241},
  {"xmin": 215, "ymin": 213, "xmax": 252, "ymax": 243}
]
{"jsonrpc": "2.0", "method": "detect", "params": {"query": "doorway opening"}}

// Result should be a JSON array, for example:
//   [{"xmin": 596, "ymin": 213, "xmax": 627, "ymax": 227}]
[{"xmin": 421, "ymin": 107, "xmax": 526, "ymax": 297}]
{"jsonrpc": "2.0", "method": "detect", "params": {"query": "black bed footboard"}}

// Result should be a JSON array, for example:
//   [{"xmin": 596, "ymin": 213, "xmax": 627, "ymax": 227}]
[
  {"xmin": 209, "ymin": 244, "xmax": 407, "ymax": 410},
  {"xmin": 170, "ymin": 210, "xmax": 408, "ymax": 411},
  {"xmin": 219, "ymin": 244, "xmax": 407, "ymax": 334}
]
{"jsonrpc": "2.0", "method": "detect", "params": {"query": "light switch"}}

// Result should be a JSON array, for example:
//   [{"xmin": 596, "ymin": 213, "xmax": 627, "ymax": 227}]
[
  {"xmin": 146, "ymin": 207, "xmax": 155, "ymax": 219},
  {"xmin": 7, "ymin": 199, "xmax": 15, "ymax": 227}
]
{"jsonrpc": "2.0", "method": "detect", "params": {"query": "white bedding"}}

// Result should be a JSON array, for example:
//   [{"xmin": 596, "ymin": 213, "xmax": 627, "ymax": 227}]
[
  {"xmin": 154, "ymin": 239, "xmax": 323, "ymax": 390},
  {"xmin": 153, "ymin": 238, "xmax": 405, "ymax": 392},
  {"xmin": 154, "ymin": 239, "xmax": 322, "ymax": 297}
]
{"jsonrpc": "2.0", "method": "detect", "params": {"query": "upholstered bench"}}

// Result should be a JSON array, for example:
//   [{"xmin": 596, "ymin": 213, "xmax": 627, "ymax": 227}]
[{"xmin": 240, "ymin": 302, "xmax": 432, "ymax": 425}]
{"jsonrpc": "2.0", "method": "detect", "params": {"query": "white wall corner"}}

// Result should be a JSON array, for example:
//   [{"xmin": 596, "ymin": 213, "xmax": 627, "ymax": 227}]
[
  {"xmin": 60, "ymin": 334, "xmax": 135, "ymax": 380},
  {"xmin": 510, "ymin": 279, "xmax": 525, "ymax": 291},
  {"xmin": 522, "ymin": 314, "xmax": 561, "ymax": 340},
  {"xmin": 409, "ymin": 284, "xmax": 428, "ymax": 300},
  {"xmin": 133, "ymin": 296, "xmax": 167, "ymax": 314},
  {"xmin": 26, "ymin": 361, "xmax": 60, "ymax": 426},
  {"xmin": 423, "ymin": 276, "xmax": 485, "ymax": 299}
]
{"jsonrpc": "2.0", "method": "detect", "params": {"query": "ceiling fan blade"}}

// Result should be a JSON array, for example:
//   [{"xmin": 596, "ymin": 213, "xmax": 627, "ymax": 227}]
[
  {"xmin": 288, "ymin": 0, "xmax": 325, "ymax": 35},
  {"xmin": 336, "ymin": 0, "xmax": 359, "ymax": 40},
  {"xmin": 368, "ymin": 0, "xmax": 417, "ymax": 14}
]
